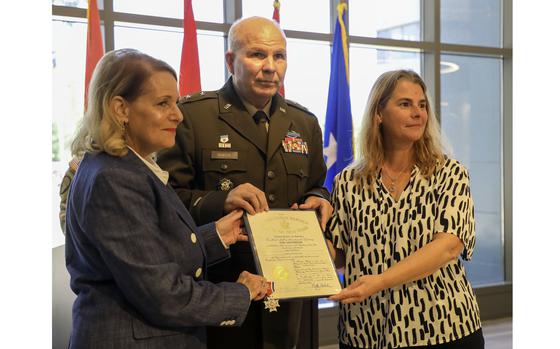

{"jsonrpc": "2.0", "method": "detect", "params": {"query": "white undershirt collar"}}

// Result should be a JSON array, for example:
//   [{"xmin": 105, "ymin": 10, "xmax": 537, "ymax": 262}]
[{"xmin": 127, "ymin": 146, "xmax": 169, "ymax": 185}]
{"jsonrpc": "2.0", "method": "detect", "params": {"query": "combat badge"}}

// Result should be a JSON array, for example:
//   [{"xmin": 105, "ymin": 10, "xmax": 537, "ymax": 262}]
[
  {"xmin": 218, "ymin": 134, "xmax": 231, "ymax": 149},
  {"xmin": 218, "ymin": 178, "xmax": 234, "ymax": 191},
  {"xmin": 281, "ymin": 130, "xmax": 308, "ymax": 155}
]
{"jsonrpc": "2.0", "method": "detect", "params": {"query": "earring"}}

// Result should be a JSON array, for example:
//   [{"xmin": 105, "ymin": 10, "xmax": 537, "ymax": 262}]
[{"xmin": 121, "ymin": 121, "xmax": 128, "ymax": 140}]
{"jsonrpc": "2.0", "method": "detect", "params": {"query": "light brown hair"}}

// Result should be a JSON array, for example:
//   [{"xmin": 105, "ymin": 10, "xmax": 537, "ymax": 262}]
[{"xmin": 353, "ymin": 69, "xmax": 445, "ymax": 185}]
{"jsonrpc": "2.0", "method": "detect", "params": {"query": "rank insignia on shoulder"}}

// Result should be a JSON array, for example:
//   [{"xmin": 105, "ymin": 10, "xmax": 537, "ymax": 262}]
[
  {"xmin": 218, "ymin": 178, "xmax": 234, "ymax": 191},
  {"xmin": 282, "ymin": 130, "xmax": 308, "ymax": 155}
]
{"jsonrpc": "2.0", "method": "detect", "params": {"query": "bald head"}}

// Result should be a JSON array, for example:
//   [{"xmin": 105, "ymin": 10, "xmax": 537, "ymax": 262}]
[
  {"xmin": 225, "ymin": 16, "xmax": 288, "ymax": 109},
  {"xmin": 228, "ymin": 16, "xmax": 287, "ymax": 53}
]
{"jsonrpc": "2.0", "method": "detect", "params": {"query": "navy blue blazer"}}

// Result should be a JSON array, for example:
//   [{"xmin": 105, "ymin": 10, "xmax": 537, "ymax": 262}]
[{"xmin": 65, "ymin": 151, "xmax": 250, "ymax": 348}]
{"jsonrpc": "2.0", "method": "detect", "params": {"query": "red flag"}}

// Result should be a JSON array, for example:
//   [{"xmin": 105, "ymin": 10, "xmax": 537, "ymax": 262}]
[
  {"xmin": 84, "ymin": 0, "xmax": 104, "ymax": 108},
  {"xmin": 272, "ymin": 0, "xmax": 281, "ymax": 23},
  {"xmin": 272, "ymin": 0, "xmax": 285, "ymax": 96},
  {"xmin": 180, "ymin": 0, "xmax": 201, "ymax": 95}
]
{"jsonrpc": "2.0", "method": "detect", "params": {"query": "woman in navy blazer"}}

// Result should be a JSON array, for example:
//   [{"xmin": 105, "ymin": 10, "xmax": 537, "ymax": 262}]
[{"xmin": 65, "ymin": 49, "xmax": 269, "ymax": 348}]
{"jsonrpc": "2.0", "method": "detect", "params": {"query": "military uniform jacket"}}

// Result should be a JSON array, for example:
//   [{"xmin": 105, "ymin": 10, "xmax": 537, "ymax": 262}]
[
  {"xmin": 158, "ymin": 78, "xmax": 329, "ymax": 222},
  {"xmin": 158, "ymin": 78, "xmax": 329, "ymax": 276}
]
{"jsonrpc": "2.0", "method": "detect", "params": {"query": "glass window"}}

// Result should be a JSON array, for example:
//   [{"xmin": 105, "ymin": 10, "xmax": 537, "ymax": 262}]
[
  {"xmin": 114, "ymin": 22, "xmax": 226, "ymax": 91},
  {"xmin": 349, "ymin": 0, "xmax": 421, "ymax": 41},
  {"xmin": 114, "ymin": 0, "xmax": 224, "ymax": 22},
  {"xmin": 51, "ymin": 2, "xmax": 509, "ymax": 292},
  {"xmin": 242, "ymin": 0, "xmax": 330, "ymax": 34},
  {"xmin": 283, "ymin": 38, "xmax": 331, "ymax": 129},
  {"xmin": 282, "ymin": 37, "xmax": 332, "ymax": 311},
  {"xmin": 441, "ymin": 0, "xmax": 501, "ymax": 47},
  {"xmin": 192, "ymin": 0, "xmax": 225, "ymax": 23},
  {"xmin": 349, "ymin": 45, "xmax": 421, "ymax": 138},
  {"xmin": 52, "ymin": 18, "xmax": 89, "ymax": 247},
  {"xmin": 440, "ymin": 54, "xmax": 503, "ymax": 286}
]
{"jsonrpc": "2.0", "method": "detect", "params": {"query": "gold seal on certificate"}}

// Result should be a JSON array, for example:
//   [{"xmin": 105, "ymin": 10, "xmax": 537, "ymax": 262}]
[{"xmin": 244, "ymin": 210, "xmax": 342, "ymax": 302}]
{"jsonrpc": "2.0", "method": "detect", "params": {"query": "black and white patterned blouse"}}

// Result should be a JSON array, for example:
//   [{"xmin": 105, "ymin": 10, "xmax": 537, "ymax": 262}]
[{"xmin": 327, "ymin": 158, "xmax": 481, "ymax": 348}]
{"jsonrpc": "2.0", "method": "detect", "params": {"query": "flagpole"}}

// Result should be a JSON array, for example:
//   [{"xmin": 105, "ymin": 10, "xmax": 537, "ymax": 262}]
[
  {"xmin": 322, "ymin": 1, "xmax": 354, "ymax": 191},
  {"xmin": 272, "ymin": 0, "xmax": 285, "ymax": 96}
]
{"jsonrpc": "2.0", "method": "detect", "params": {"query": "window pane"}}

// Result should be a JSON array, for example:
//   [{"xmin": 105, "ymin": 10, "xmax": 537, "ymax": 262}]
[
  {"xmin": 283, "ymin": 38, "xmax": 331, "ymax": 129},
  {"xmin": 114, "ymin": 22, "xmax": 226, "ymax": 91},
  {"xmin": 441, "ymin": 0, "xmax": 501, "ymax": 47},
  {"xmin": 350, "ymin": 0, "xmax": 421, "ymax": 40},
  {"xmin": 242, "ymin": 0, "xmax": 330, "ymax": 34},
  {"xmin": 52, "ymin": 0, "xmax": 88, "ymax": 8},
  {"xmin": 52, "ymin": 18, "xmax": 88, "ymax": 247},
  {"xmin": 440, "ymin": 54, "xmax": 503, "ymax": 286},
  {"xmin": 349, "ymin": 45, "xmax": 421, "ymax": 139},
  {"xmin": 282, "ymin": 39, "xmax": 331, "ymax": 311},
  {"xmin": 114, "ymin": 0, "xmax": 224, "ymax": 22}
]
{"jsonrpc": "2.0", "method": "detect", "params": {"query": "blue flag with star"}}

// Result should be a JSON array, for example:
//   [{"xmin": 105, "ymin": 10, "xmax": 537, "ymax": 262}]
[{"xmin": 323, "ymin": 2, "xmax": 353, "ymax": 191}]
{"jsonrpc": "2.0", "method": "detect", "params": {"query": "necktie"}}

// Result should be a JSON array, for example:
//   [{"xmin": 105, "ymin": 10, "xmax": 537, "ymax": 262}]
[{"xmin": 253, "ymin": 110, "xmax": 268, "ymax": 149}]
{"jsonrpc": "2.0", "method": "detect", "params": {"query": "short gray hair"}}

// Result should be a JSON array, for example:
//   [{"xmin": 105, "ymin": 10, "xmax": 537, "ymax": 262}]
[{"xmin": 227, "ymin": 16, "xmax": 286, "ymax": 52}]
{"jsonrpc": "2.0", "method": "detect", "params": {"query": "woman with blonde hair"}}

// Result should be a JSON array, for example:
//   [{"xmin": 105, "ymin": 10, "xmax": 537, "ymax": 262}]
[
  {"xmin": 326, "ymin": 70, "xmax": 484, "ymax": 349},
  {"xmin": 65, "ymin": 48, "xmax": 269, "ymax": 348}
]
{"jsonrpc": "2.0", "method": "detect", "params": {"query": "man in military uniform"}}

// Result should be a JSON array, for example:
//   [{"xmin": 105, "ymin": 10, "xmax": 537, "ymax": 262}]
[{"xmin": 157, "ymin": 16, "xmax": 332, "ymax": 349}]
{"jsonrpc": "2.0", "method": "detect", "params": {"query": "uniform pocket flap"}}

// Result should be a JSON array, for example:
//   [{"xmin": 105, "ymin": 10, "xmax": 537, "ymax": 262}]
[{"xmin": 281, "ymin": 152, "xmax": 309, "ymax": 178}]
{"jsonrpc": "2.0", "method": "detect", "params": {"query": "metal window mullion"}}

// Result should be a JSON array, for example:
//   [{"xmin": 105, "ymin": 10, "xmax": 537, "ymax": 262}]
[
  {"xmin": 223, "ymin": 0, "xmax": 242, "ymax": 82},
  {"xmin": 440, "ymin": 44, "xmax": 511, "ymax": 58},
  {"xmin": 432, "ymin": 0, "xmax": 441, "ymax": 121},
  {"xmin": 52, "ymin": 5, "xmax": 86, "ymax": 18},
  {"xmin": 101, "ymin": 0, "xmax": 114, "ymax": 51},
  {"xmin": 421, "ymin": 0, "xmax": 440, "ymax": 120},
  {"xmin": 329, "ymin": 0, "xmax": 337, "ymax": 35},
  {"xmin": 348, "ymin": 35, "xmax": 434, "ymax": 51},
  {"xmin": 109, "ymin": 12, "xmax": 230, "ymax": 33},
  {"xmin": 502, "ymin": 0, "xmax": 512, "ymax": 284}
]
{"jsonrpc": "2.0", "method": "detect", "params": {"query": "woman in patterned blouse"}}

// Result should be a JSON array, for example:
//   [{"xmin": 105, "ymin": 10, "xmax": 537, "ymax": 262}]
[{"xmin": 326, "ymin": 70, "xmax": 484, "ymax": 349}]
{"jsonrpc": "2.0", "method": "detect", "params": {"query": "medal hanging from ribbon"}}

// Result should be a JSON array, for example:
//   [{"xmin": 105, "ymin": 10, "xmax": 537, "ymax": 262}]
[{"xmin": 263, "ymin": 281, "xmax": 279, "ymax": 312}]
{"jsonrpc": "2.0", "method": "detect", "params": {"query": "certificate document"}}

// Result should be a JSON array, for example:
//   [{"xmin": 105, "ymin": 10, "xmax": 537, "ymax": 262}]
[{"xmin": 244, "ymin": 210, "xmax": 342, "ymax": 300}]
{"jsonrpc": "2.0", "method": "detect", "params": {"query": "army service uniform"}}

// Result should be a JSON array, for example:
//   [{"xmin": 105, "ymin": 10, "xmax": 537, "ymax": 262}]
[{"xmin": 157, "ymin": 78, "xmax": 329, "ymax": 349}]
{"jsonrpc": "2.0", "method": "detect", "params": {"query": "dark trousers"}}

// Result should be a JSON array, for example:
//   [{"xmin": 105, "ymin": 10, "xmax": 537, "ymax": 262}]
[
  {"xmin": 339, "ymin": 328, "xmax": 484, "ymax": 349},
  {"xmin": 207, "ymin": 299, "xmax": 317, "ymax": 349},
  {"xmin": 206, "ymin": 249, "xmax": 318, "ymax": 348}
]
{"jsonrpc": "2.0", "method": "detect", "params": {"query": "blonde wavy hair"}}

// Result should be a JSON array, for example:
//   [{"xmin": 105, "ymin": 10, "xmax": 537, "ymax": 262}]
[
  {"xmin": 71, "ymin": 48, "xmax": 177, "ymax": 157},
  {"xmin": 353, "ymin": 69, "xmax": 445, "ymax": 185}
]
